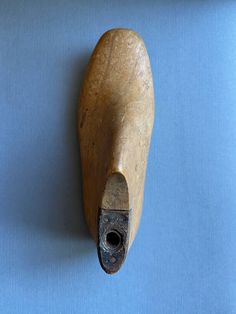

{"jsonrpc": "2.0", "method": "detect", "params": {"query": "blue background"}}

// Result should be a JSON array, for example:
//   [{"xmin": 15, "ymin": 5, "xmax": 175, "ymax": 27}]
[{"xmin": 1, "ymin": 1, "xmax": 236, "ymax": 313}]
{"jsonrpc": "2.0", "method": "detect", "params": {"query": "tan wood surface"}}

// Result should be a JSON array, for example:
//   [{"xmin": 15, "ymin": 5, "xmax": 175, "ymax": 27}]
[{"xmin": 79, "ymin": 28, "xmax": 154, "ymax": 248}]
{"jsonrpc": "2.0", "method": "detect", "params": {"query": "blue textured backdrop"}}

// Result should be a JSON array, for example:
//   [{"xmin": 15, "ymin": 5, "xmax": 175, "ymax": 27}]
[{"xmin": 1, "ymin": 1, "xmax": 236, "ymax": 313}]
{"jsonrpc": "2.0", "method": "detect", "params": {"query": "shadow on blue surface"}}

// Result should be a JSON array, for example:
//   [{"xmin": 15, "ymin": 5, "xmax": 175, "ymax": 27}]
[{"xmin": 2, "ymin": 52, "xmax": 96, "ymax": 268}]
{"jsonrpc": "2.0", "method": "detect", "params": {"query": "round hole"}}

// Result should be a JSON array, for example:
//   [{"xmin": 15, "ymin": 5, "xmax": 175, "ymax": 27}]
[{"xmin": 106, "ymin": 231, "xmax": 121, "ymax": 249}]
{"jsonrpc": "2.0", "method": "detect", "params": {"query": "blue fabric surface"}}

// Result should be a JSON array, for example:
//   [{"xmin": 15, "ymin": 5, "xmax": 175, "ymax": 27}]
[{"xmin": 1, "ymin": 1, "xmax": 236, "ymax": 313}]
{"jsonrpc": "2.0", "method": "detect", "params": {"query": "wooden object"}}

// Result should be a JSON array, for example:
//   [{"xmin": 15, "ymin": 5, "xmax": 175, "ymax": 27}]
[{"xmin": 78, "ymin": 28, "xmax": 154, "ymax": 273}]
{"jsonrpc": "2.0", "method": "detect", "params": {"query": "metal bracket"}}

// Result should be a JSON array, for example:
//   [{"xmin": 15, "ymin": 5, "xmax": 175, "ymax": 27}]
[{"xmin": 97, "ymin": 208, "xmax": 130, "ymax": 274}]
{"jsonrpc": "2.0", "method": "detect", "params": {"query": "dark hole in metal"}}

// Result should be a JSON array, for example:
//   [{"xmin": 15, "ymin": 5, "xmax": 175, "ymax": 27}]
[{"xmin": 106, "ymin": 230, "xmax": 121, "ymax": 249}]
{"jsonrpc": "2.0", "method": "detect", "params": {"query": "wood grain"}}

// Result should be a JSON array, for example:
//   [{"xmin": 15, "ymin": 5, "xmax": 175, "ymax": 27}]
[{"xmin": 79, "ymin": 28, "xmax": 154, "ymax": 248}]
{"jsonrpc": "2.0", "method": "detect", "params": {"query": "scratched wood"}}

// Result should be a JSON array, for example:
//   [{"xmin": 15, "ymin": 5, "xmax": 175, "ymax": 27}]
[{"xmin": 78, "ymin": 28, "xmax": 154, "ymax": 247}]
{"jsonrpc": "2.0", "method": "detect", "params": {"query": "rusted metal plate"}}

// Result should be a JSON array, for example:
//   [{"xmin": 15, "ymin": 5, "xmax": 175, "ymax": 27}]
[{"xmin": 97, "ymin": 208, "xmax": 130, "ymax": 274}]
